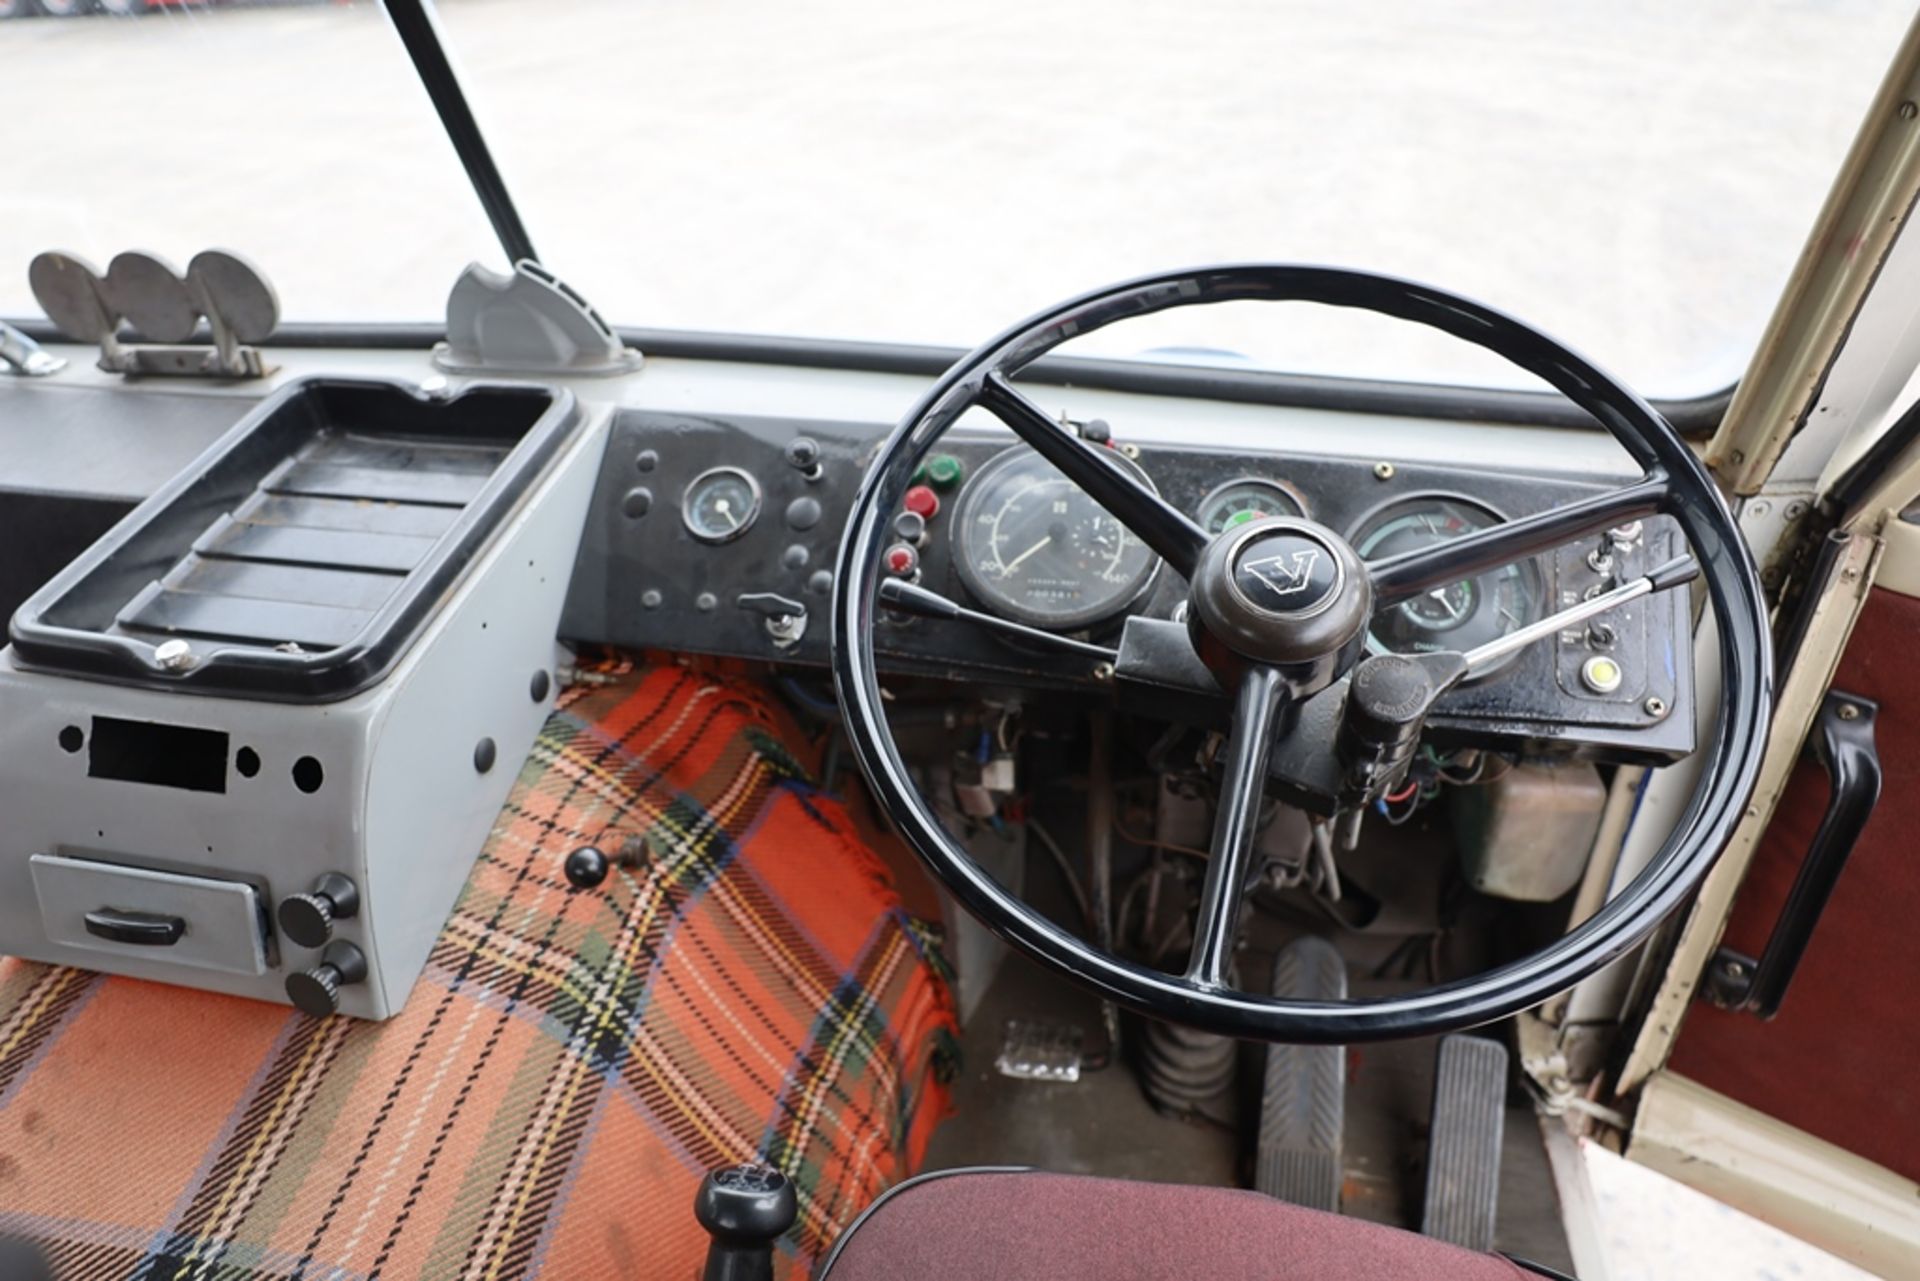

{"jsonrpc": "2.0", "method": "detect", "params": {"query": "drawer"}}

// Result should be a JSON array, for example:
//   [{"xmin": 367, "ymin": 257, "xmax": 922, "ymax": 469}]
[{"xmin": 30, "ymin": 853, "xmax": 268, "ymax": 976}]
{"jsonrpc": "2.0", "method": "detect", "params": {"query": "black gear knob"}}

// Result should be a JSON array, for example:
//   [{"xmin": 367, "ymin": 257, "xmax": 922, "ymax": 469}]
[{"xmin": 694, "ymin": 1163, "xmax": 797, "ymax": 1281}]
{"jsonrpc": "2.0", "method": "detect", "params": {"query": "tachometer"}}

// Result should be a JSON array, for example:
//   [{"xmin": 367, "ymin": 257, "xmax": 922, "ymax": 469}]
[
  {"xmin": 1196, "ymin": 478, "xmax": 1306, "ymax": 533},
  {"xmin": 952, "ymin": 447, "xmax": 1160, "ymax": 630},
  {"xmin": 1350, "ymin": 495, "xmax": 1545, "ymax": 677}
]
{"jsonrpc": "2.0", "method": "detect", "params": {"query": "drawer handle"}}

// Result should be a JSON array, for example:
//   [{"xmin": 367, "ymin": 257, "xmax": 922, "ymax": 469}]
[{"xmin": 83, "ymin": 908, "xmax": 186, "ymax": 947}]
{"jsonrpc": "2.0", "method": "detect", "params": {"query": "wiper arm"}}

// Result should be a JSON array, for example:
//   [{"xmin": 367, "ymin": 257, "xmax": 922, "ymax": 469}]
[
  {"xmin": 0, "ymin": 321, "xmax": 65, "ymax": 377},
  {"xmin": 381, "ymin": 0, "xmax": 540, "ymax": 266}
]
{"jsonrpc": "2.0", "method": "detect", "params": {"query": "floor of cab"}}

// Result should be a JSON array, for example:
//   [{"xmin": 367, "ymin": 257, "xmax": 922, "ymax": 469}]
[{"xmin": 923, "ymin": 949, "xmax": 1576, "ymax": 1274}]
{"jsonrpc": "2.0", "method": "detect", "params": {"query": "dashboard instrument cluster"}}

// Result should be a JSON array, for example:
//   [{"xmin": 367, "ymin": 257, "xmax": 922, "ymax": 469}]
[{"xmin": 561, "ymin": 410, "xmax": 1692, "ymax": 760}]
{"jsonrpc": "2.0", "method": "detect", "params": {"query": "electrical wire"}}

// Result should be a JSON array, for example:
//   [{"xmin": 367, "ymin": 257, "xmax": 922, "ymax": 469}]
[{"xmin": 1026, "ymin": 818, "xmax": 1093, "ymax": 928}]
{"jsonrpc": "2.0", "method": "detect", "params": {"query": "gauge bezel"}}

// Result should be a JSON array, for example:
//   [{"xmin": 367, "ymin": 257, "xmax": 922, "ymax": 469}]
[
  {"xmin": 681, "ymin": 465, "xmax": 763, "ymax": 545},
  {"xmin": 1195, "ymin": 476, "xmax": 1309, "ymax": 533},
  {"xmin": 1347, "ymin": 490, "xmax": 1547, "ymax": 679},
  {"xmin": 951, "ymin": 444, "xmax": 1163, "ymax": 632}
]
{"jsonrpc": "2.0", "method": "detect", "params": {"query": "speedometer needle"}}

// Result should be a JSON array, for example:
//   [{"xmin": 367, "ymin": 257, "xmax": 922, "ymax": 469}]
[{"xmin": 1001, "ymin": 535, "xmax": 1052, "ymax": 575}]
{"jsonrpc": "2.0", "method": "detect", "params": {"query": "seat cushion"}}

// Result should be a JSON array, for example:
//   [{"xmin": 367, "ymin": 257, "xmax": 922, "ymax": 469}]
[
  {"xmin": 0, "ymin": 665, "xmax": 958, "ymax": 1279},
  {"xmin": 820, "ymin": 1169, "xmax": 1537, "ymax": 1280}
]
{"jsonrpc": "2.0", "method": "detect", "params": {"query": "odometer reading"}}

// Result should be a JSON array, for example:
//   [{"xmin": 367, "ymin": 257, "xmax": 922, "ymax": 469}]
[
  {"xmin": 1351, "ymin": 495, "xmax": 1545, "ymax": 678},
  {"xmin": 952, "ymin": 447, "xmax": 1160, "ymax": 630}
]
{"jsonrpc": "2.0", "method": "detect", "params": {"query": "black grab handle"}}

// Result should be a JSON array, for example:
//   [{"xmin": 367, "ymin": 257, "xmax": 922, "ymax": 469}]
[{"xmin": 1705, "ymin": 689, "xmax": 1882, "ymax": 1019}]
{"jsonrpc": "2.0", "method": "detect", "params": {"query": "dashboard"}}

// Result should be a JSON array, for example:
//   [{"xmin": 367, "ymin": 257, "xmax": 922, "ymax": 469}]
[{"xmin": 560, "ymin": 409, "xmax": 1693, "ymax": 761}]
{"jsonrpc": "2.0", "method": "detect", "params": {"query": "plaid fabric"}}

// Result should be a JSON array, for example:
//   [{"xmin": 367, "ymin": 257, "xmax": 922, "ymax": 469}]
[{"xmin": 0, "ymin": 666, "xmax": 958, "ymax": 1279}]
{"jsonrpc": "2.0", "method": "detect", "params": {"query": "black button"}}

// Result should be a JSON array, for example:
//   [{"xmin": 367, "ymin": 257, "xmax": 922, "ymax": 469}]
[{"xmin": 785, "ymin": 497, "xmax": 822, "ymax": 530}]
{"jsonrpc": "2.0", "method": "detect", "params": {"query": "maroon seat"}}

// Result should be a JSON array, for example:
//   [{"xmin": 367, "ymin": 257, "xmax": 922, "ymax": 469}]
[{"xmin": 819, "ymin": 1169, "xmax": 1554, "ymax": 1280}]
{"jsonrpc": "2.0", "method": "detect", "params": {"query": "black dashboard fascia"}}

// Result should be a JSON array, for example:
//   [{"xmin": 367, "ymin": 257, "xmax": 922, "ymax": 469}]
[{"xmin": 561, "ymin": 409, "xmax": 1693, "ymax": 763}]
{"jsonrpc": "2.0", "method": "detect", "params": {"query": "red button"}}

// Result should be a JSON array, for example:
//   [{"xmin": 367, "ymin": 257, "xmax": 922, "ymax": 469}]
[
  {"xmin": 885, "ymin": 544, "xmax": 920, "ymax": 576},
  {"xmin": 903, "ymin": 485, "xmax": 940, "ymax": 521}
]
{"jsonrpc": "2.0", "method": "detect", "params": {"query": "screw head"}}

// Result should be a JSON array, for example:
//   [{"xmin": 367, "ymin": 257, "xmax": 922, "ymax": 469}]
[
  {"xmin": 154, "ymin": 638, "xmax": 195, "ymax": 671},
  {"xmin": 1837, "ymin": 702, "xmax": 1861, "ymax": 721},
  {"xmin": 1373, "ymin": 462, "xmax": 1395, "ymax": 481},
  {"xmin": 1090, "ymin": 661, "xmax": 1116, "ymax": 682},
  {"xmin": 1643, "ymin": 695, "xmax": 1669, "ymax": 718}
]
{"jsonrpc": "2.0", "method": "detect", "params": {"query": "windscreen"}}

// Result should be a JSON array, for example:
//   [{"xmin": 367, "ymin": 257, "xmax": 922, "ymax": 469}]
[{"xmin": 1, "ymin": 0, "xmax": 1911, "ymax": 396}]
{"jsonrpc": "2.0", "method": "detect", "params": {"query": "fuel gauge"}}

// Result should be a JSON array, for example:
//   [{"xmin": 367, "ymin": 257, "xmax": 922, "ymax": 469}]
[{"xmin": 682, "ymin": 466, "xmax": 762, "ymax": 544}]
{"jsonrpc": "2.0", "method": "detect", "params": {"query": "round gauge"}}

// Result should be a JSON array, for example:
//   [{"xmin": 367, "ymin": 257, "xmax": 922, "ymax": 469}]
[
  {"xmin": 1196, "ymin": 478, "xmax": 1306, "ymax": 534},
  {"xmin": 952, "ymin": 447, "xmax": 1161, "ymax": 630},
  {"xmin": 681, "ymin": 466, "xmax": 762, "ymax": 544},
  {"xmin": 1350, "ymin": 495, "xmax": 1545, "ymax": 677}
]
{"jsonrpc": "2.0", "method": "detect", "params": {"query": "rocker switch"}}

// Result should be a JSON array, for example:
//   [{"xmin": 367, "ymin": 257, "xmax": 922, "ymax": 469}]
[{"xmin": 277, "ymin": 872, "xmax": 360, "ymax": 949}]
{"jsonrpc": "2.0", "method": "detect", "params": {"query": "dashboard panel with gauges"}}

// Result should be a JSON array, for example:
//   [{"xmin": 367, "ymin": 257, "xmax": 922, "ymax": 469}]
[{"xmin": 560, "ymin": 408, "xmax": 1692, "ymax": 761}]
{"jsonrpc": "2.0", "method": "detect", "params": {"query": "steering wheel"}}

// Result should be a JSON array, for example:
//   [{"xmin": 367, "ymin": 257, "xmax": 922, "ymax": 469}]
[{"xmin": 831, "ymin": 265, "xmax": 1771, "ymax": 1044}]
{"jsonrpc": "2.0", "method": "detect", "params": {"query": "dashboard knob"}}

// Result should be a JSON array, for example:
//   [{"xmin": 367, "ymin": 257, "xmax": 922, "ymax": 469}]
[
  {"xmin": 891, "ymin": 510, "xmax": 927, "ymax": 545},
  {"xmin": 564, "ymin": 845, "xmax": 610, "ymax": 889},
  {"xmin": 286, "ymin": 941, "xmax": 368, "ymax": 1017},
  {"xmin": 277, "ymin": 872, "xmax": 359, "ymax": 949},
  {"xmin": 884, "ymin": 544, "xmax": 920, "ymax": 578},
  {"xmin": 902, "ymin": 485, "xmax": 940, "ymax": 521},
  {"xmin": 785, "ymin": 437, "xmax": 820, "ymax": 469}
]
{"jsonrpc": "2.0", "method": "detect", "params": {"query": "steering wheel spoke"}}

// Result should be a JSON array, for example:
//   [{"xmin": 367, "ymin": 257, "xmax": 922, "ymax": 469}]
[
  {"xmin": 1186, "ymin": 665, "xmax": 1288, "ymax": 988},
  {"xmin": 1366, "ymin": 470, "xmax": 1671, "ymax": 606},
  {"xmin": 977, "ymin": 372, "xmax": 1208, "ymax": 579}
]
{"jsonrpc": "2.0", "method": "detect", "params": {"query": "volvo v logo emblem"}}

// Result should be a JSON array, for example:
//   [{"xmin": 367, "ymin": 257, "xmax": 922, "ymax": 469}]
[
  {"xmin": 1232, "ymin": 530, "xmax": 1341, "ymax": 615},
  {"xmin": 1242, "ymin": 548, "xmax": 1321, "ymax": 597}
]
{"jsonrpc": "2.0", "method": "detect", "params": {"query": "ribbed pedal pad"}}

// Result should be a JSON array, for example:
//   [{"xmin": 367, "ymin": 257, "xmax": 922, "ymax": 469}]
[
  {"xmin": 1255, "ymin": 935, "xmax": 1347, "ymax": 1211},
  {"xmin": 1421, "ymin": 1034, "xmax": 1509, "ymax": 1250}
]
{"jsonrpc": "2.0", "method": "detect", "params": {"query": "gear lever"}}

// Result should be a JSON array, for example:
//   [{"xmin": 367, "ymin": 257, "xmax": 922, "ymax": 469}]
[{"xmin": 694, "ymin": 1163, "xmax": 797, "ymax": 1281}]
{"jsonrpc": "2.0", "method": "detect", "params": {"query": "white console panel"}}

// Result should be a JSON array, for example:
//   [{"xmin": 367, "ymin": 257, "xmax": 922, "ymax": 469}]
[{"xmin": 0, "ymin": 411, "xmax": 609, "ymax": 1019}]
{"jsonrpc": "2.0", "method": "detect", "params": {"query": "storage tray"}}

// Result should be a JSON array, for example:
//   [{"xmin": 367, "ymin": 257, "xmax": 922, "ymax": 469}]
[{"xmin": 8, "ymin": 377, "xmax": 581, "ymax": 701}]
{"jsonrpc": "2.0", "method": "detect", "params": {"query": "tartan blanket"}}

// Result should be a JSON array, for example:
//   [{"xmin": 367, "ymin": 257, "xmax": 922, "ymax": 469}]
[{"xmin": 0, "ymin": 666, "xmax": 958, "ymax": 1279}]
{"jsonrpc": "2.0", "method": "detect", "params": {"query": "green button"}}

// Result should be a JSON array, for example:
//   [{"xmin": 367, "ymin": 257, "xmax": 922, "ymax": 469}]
[{"xmin": 926, "ymin": 454, "xmax": 965, "ymax": 491}]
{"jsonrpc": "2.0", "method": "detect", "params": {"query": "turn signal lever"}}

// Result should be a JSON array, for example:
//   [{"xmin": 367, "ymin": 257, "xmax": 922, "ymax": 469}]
[{"xmin": 694, "ymin": 1164, "xmax": 797, "ymax": 1281}]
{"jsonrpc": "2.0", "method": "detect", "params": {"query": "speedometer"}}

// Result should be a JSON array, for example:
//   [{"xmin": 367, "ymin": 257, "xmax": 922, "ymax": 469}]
[
  {"xmin": 1350, "ymin": 495, "xmax": 1545, "ymax": 678},
  {"xmin": 952, "ymin": 446, "xmax": 1160, "ymax": 630}
]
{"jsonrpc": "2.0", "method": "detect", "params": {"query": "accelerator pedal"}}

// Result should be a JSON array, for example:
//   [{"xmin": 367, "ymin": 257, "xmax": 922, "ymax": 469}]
[
  {"xmin": 1255, "ymin": 935, "xmax": 1348, "ymax": 1211},
  {"xmin": 1420, "ymin": 1034, "xmax": 1510, "ymax": 1250}
]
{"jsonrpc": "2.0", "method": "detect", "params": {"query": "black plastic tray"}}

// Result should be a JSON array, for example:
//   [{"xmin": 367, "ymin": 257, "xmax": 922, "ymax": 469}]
[{"xmin": 8, "ymin": 377, "xmax": 581, "ymax": 702}]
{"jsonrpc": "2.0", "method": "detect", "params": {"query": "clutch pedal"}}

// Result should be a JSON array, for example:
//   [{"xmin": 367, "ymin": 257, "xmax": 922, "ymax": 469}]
[
  {"xmin": 1255, "ymin": 935, "xmax": 1347, "ymax": 1211},
  {"xmin": 1420, "ymin": 1034, "xmax": 1509, "ymax": 1250}
]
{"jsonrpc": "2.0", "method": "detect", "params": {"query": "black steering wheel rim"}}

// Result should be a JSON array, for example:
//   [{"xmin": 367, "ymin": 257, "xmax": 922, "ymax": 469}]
[{"xmin": 831, "ymin": 264, "xmax": 1771, "ymax": 1044}]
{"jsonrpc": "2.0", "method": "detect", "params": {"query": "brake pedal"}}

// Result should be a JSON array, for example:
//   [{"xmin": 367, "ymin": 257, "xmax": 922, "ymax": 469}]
[
  {"xmin": 994, "ymin": 1018, "xmax": 1085, "ymax": 1082},
  {"xmin": 1421, "ymin": 1034, "xmax": 1509, "ymax": 1251},
  {"xmin": 1255, "ymin": 936, "xmax": 1347, "ymax": 1211}
]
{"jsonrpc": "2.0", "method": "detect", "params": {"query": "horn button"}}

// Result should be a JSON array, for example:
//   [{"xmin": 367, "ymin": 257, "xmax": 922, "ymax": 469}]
[{"xmin": 1188, "ymin": 518, "xmax": 1373, "ymax": 695}]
